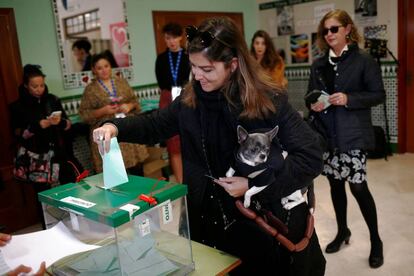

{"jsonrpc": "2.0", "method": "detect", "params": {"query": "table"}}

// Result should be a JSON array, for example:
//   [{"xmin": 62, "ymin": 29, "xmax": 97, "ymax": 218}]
[{"xmin": 191, "ymin": 241, "xmax": 241, "ymax": 276}]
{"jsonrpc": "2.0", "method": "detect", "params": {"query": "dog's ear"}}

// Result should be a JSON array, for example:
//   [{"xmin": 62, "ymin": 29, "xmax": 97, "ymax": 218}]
[
  {"xmin": 237, "ymin": 125, "xmax": 249, "ymax": 144},
  {"xmin": 266, "ymin": 125, "xmax": 279, "ymax": 141}
]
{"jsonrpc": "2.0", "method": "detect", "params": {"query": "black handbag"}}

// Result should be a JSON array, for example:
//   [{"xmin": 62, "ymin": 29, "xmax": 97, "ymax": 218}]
[
  {"xmin": 13, "ymin": 146, "xmax": 59, "ymax": 185},
  {"xmin": 305, "ymin": 114, "xmax": 328, "ymax": 152},
  {"xmin": 304, "ymin": 90, "xmax": 324, "ymax": 106}
]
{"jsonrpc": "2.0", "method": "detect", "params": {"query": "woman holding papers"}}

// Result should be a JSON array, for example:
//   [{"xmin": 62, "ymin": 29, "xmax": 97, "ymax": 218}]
[
  {"xmin": 79, "ymin": 52, "xmax": 148, "ymax": 173},
  {"xmin": 306, "ymin": 9, "xmax": 385, "ymax": 268},
  {"xmin": 93, "ymin": 17, "xmax": 326, "ymax": 275},
  {"xmin": 0, "ymin": 233, "xmax": 46, "ymax": 275}
]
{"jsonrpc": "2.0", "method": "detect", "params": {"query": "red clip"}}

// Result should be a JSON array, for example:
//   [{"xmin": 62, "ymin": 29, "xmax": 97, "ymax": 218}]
[
  {"xmin": 138, "ymin": 177, "xmax": 164, "ymax": 205},
  {"xmin": 76, "ymin": 170, "xmax": 90, "ymax": 183},
  {"xmin": 139, "ymin": 194, "xmax": 158, "ymax": 205}
]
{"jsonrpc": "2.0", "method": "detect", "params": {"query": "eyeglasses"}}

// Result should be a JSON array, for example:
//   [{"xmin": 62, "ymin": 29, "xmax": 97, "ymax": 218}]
[
  {"xmin": 185, "ymin": 25, "xmax": 233, "ymax": 49},
  {"xmin": 322, "ymin": 25, "xmax": 344, "ymax": 36}
]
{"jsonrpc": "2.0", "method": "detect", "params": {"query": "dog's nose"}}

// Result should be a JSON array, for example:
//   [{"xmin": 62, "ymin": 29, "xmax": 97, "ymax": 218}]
[{"xmin": 259, "ymin": 154, "xmax": 266, "ymax": 160}]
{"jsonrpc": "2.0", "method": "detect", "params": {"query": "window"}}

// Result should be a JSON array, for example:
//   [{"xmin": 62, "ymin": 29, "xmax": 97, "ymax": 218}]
[{"xmin": 64, "ymin": 9, "xmax": 100, "ymax": 36}]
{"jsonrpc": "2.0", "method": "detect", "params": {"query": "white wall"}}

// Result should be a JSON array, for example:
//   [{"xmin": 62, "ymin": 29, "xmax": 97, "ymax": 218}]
[{"xmin": 56, "ymin": 0, "xmax": 124, "ymax": 40}]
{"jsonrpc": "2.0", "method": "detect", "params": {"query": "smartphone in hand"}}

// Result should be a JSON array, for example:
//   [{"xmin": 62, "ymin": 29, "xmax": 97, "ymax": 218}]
[
  {"xmin": 205, "ymin": 174, "xmax": 218, "ymax": 181},
  {"xmin": 50, "ymin": 111, "xmax": 62, "ymax": 117}
]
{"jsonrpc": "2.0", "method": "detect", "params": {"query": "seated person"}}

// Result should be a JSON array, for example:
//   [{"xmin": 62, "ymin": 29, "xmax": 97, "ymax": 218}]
[
  {"xmin": 10, "ymin": 64, "xmax": 82, "ymax": 228},
  {"xmin": 79, "ymin": 52, "xmax": 148, "ymax": 173},
  {"xmin": 10, "ymin": 64, "xmax": 79, "ymax": 185}
]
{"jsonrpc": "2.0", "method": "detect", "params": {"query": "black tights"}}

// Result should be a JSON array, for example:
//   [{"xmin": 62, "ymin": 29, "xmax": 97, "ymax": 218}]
[{"xmin": 328, "ymin": 177, "xmax": 381, "ymax": 242}]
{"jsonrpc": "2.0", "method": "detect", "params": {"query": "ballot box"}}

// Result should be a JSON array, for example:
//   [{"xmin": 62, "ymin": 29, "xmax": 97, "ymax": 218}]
[{"xmin": 38, "ymin": 174, "xmax": 194, "ymax": 275}]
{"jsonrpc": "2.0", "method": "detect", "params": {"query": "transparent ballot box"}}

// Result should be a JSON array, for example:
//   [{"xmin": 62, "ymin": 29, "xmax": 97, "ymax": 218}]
[{"xmin": 38, "ymin": 174, "xmax": 194, "ymax": 275}]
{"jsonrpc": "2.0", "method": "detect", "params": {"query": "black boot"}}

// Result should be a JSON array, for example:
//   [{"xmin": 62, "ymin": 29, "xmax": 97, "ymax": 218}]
[
  {"xmin": 349, "ymin": 181, "xmax": 383, "ymax": 268},
  {"xmin": 369, "ymin": 240, "xmax": 384, "ymax": 268},
  {"xmin": 325, "ymin": 228, "xmax": 351, "ymax": 253}
]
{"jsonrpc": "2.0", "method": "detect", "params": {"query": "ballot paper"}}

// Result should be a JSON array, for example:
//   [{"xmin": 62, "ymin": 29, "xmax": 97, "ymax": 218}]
[
  {"xmin": 102, "ymin": 137, "xmax": 128, "ymax": 189},
  {"xmin": 69, "ymin": 234, "xmax": 178, "ymax": 275},
  {"xmin": 317, "ymin": 90, "xmax": 331, "ymax": 110},
  {"xmin": 305, "ymin": 89, "xmax": 331, "ymax": 110},
  {"xmin": 0, "ymin": 222, "xmax": 99, "ymax": 275}
]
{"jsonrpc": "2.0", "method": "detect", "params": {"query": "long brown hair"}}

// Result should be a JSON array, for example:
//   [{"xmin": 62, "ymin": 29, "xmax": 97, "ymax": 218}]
[
  {"xmin": 182, "ymin": 17, "xmax": 284, "ymax": 119},
  {"xmin": 250, "ymin": 30, "xmax": 282, "ymax": 72},
  {"xmin": 317, "ymin": 9, "xmax": 361, "ymax": 51}
]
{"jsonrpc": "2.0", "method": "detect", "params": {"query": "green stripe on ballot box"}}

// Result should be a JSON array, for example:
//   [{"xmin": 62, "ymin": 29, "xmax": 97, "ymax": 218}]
[{"xmin": 38, "ymin": 174, "xmax": 187, "ymax": 228}]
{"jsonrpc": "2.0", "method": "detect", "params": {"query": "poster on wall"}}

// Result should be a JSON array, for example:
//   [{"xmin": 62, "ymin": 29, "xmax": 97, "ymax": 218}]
[
  {"xmin": 311, "ymin": 33, "xmax": 324, "ymax": 61},
  {"xmin": 355, "ymin": 0, "xmax": 377, "ymax": 17},
  {"xmin": 314, "ymin": 3, "xmax": 335, "ymax": 20},
  {"xmin": 277, "ymin": 6, "xmax": 295, "ymax": 36},
  {"xmin": 290, "ymin": 34, "xmax": 309, "ymax": 63},
  {"xmin": 110, "ymin": 22, "xmax": 130, "ymax": 67},
  {"xmin": 364, "ymin": 25, "xmax": 387, "ymax": 40},
  {"xmin": 364, "ymin": 25, "xmax": 387, "ymax": 58}
]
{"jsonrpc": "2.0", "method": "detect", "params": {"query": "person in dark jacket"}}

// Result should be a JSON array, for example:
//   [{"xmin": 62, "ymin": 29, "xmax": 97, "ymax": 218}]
[
  {"xmin": 11, "ymin": 66, "xmax": 71, "ymax": 153},
  {"xmin": 306, "ymin": 9, "xmax": 385, "ymax": 268},
  {"xmin": 72, "ymin": 39, "xmax": 92, "ymax": 71},
  {"xmin": 155, "ymin": 22, "xmax": 191, "ymax": 184},
  {"xmin": 10, "ymin": 65, "xmax": 76, "ymax": 181},
  {"xmin": 94, "ymin": 17, "xmax": 325, "ymax": 275},
  {"xmin": 10, "ymin": 64, "xmax": 80, "ymax": 228}
]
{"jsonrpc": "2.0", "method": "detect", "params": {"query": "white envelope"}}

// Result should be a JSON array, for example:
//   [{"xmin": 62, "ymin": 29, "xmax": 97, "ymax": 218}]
[
  {"xmin": 102, "ymin": 137, "xmax": 129, "ymax": 189},
  {"xmin": 317, "ymin": 90, "xmax": 332, "ymax": 110}
]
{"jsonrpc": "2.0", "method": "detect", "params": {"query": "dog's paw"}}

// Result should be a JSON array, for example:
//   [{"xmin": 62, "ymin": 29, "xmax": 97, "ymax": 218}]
[
  {"xmin": 244, "ymin": 197, "xmax": 251, "ymax": 208},
  {"xmin": 226, "ymin": 167, "xmax": 235, "ymax": 177}
]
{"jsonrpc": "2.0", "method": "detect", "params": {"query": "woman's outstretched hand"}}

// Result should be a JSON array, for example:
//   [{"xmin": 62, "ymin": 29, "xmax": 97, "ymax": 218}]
[{"xmin": 92, "ymin": 123, "xmax": 118, "ymax": 155}]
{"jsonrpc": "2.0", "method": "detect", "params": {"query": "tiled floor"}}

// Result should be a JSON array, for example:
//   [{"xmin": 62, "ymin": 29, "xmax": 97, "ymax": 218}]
[
  {"xmin": 315, "ymin": 153, "xmax": 414, "ymax": 276},
  {"xmin": 13, "ymin": 154, "xmax": 414, "ymax": 275}
]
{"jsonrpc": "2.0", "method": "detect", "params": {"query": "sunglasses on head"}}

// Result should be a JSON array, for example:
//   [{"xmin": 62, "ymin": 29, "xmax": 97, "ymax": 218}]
[
  {"xmin": 185, "ymin": 25, "xmax": 233, "ymax": 49},
  {"xmin": 322, "ymin": 25, "xmax": 343, "ymax": 36}
]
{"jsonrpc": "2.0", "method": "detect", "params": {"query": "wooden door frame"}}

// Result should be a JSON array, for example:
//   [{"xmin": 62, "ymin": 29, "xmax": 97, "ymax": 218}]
[
  {"xmin": 397, "ymin": 0, "xmax": 407, "ymax": 152},
  {"xmin": 397, "ymin": 0, "xmax": 414, "ymax": 152},
  {"xmin": 0, "ymin": 8, "xmax": 22, "ymax": 175},
  {"xmin": 152, "ymin": 11, "xmax": 244, "ymax": 55},
  {"xmin": 0, "ymin": 8, "xmax": 35, "ymax": 233}
]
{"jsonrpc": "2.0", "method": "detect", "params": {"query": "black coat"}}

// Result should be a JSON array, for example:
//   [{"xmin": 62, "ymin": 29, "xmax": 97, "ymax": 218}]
[
  {"xmin": 9, "ymin": 85, "xmax": 69, "ymax": 154},
  {"xmin": 155, "ymin": 49, "xmax": 190, "ymax": 90},
  {"xmin": 111, "ymin": 83, "xmax": 325, "ymax": 274},
  {"xmin": 111, "ymin": 83, "xmax": 323, "ymax": 237},
  {"xmin": 307, "ymin": 44, "xmax": 385, "ymax": 152}
]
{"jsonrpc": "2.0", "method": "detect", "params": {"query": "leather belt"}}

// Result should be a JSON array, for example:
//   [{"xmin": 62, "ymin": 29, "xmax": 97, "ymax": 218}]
[{"xmin": 235, "ymin": 200, "xmax": 314, "ymax": 252}]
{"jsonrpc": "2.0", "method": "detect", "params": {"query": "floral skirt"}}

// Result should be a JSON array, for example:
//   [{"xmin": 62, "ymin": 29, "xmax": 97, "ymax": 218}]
[{"xmin": 322, "ymin": 149, "xmax": 367, "ymax": 184}]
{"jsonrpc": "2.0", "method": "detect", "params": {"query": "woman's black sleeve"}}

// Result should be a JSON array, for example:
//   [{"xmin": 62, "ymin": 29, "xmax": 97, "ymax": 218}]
[
  {"xmin": 108, "ymin": 97, "xmax": 181, "ymax": 145},
  {"xmin": 266, "ymin": 95, "xmax": 323, "ymax": 198}
]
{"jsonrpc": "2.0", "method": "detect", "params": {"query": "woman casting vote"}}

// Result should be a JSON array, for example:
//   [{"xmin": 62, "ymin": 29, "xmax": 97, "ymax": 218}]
[{"xmin": 93, "ymin": 17, "xmax": 325, "ymax": 275}]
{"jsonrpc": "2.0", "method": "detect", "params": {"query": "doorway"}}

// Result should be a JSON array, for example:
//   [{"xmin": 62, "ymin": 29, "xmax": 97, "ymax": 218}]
[
  {"xmin": 0, "ymin": 8, "xmax": 40, "ymax": 233},
  {"xmin": 152, "ymin": 11, "xmax": 244, "ymax": 55},
  {"xmin": 398, "ymin": 0, "xmax": 414, "ymax": 152}
]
